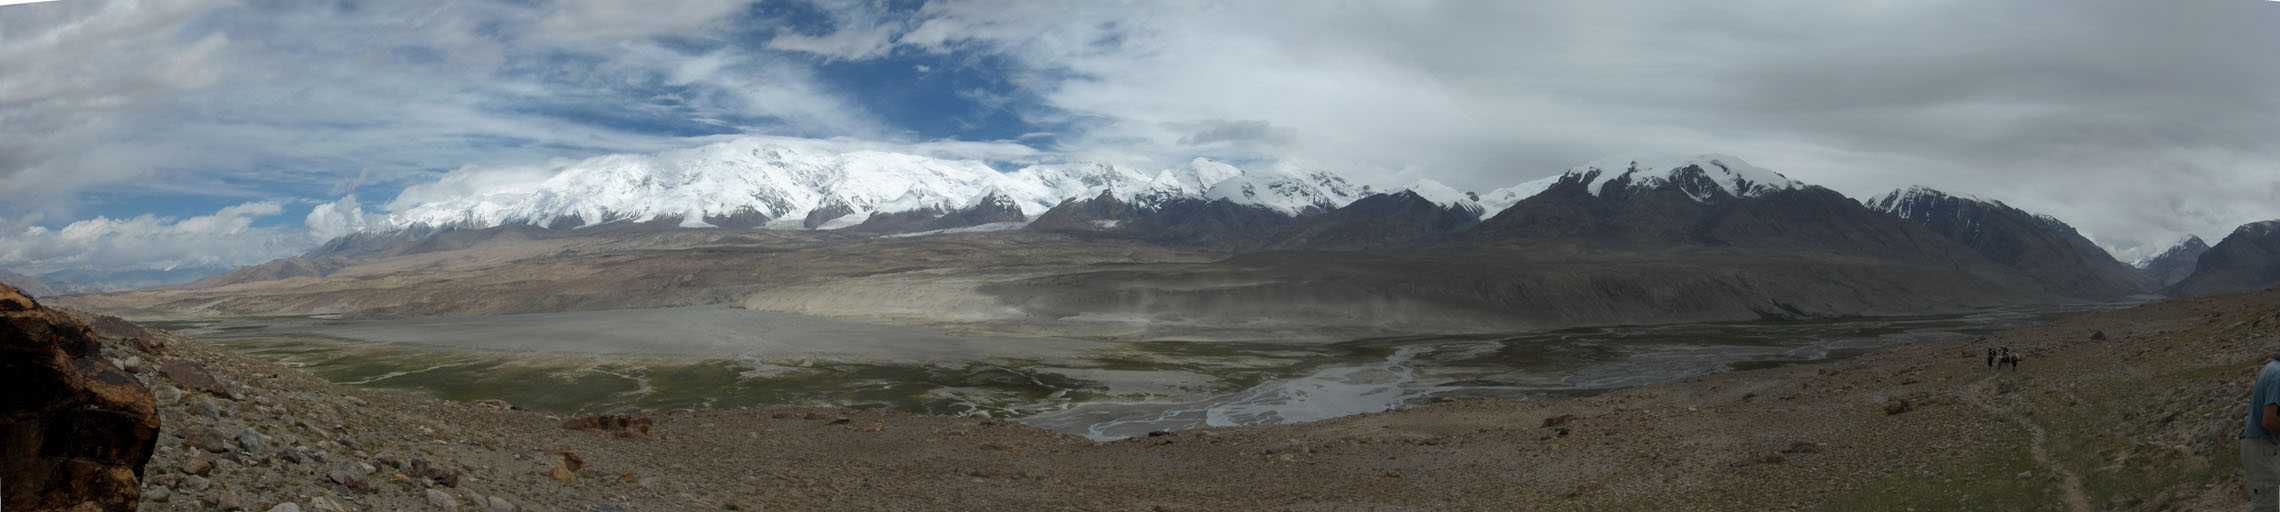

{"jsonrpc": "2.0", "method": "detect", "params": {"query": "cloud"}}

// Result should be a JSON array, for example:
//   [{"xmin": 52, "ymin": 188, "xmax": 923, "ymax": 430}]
[
  {"xmin": 0, "ymin": 0, "xmax": 229, "ymax": 218},
  {"xmin": 768, "ymin": 23, "xmax": 899, "ymax": 60},
  {"xmin": 801, "ymin": 0, "xmax": 2280, "ymax": 261},
  {"xmin": 529, "ymin": 0, "xmax": 749, "ymax": 44},
  {"xmin": 1175, "ymin": 120, "xmax": 1294, "ymax": 147},
  {"xmin": 304, "ymin": 195, "xmax": 374, "ymax": 241},
  {"xmin": 0, "ymin": 0, "xmax": 881, "ymax": 221},
  {"xmin": 0, "ymin": 201, "xmax": 304, "ymax": 275}
]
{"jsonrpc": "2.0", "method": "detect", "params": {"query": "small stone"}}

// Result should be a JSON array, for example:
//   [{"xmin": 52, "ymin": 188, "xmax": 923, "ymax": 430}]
[
  {"xmin": 1781, "ymin": 441, "xmax": 1821, "ymax": 454},
  {"xmin": 561, "ymin": 415, "xmax": 654, "ymax": 437},
  {"xmin": 188, "ymin": 428, "xmax": 235, "ymax": 453},
  {"xmin": 181, "ymin": 475, "xmax": 211, "ymax": 491},
  {"xmin": 1882, "ymin": 398, "xmax": 1912, "ymax": 416},
  {"xmin": 426, "ymin": 489, "xmax": 461, "ymax": 512},
  {"xmin": 2090, "ymin": 330, "xmax": 2108, "ymax": 340},
  {"xmin": 192, "ymin": 397, "xmax": 230, "ymax": 418},
  {"xmin": 181, "ymin": 454, "xmax": 214, "ymax": 476},
  {"xmin": 268, "ymin": 503, "xmax": 302, "ymax": 512},
  {"xmin": 154, "ymin": 385, "xmax": 185, "ymax": 405},
  {"xmin": 411, "ymin": 458, "xmax": 461, "ymax": 487},
  {"xmin": 1541, "ymin": 414, "xmax": 1577, "ymax": 428},
  {"xmin": 327, "ymin": 463, "xmax": 374, "ymax": 493},
  {"xmin": 160, "ymin": 360, "xmax": 231, "ymax": 396},
  {"xmin": 211, "ymin": 493, "xmax": 246, "ymax": 511},
  {"xmin": 307, "ymin": 496, "xmax": 350, "ymax": 512},
  {"xmin": 486, "ymin": 496, "xmax": 516, "ymax": 512},
  {"xmin": 237, "ymin": 427, "xmax": 268, "ymax": 453},
  {"xmin": 145, "ymin": 486, "xmax": 172, "ymax": 502}
]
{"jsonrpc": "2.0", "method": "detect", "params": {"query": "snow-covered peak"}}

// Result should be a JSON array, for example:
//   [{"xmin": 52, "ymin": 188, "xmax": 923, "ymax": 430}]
[
  {"xmin": 1567, "ymin": 154, "xmax": 1802, "ymax": 202},
  {"xmin": 1205, "ymin": 163, "xmax": 1371, "ymax": 215},
  {"xmin": 389, "ymin": 139, "xmax": 1037, "ymax": 230},
  {"xmin": 1401, "ymin": 178, "xmax": 1483, "ymax": 213},
  {"xmin": 1864, "ymin": 185, "xmax": 1991, "ymax": 221},
  {"xmin": 1154, "ymin": 158, "xmax": 1244, "ymax": 196},
  {"xmin": 2132, "ymin": 234, "xmax": 2208, "ymax": 268},
  {"xmin": 1003, "ymin": 162, "xmax": 1159, "ymax": 205},
  {"xmin": 1478, "ymin": 175, "xmax": 1561, "ymax": 216},
  {"xmin": 377, "ymin": 137, "xmax": 1388, "ymax": 234},
  {"xmin": 2234, "ymin": 220, "xmax": 2280, "ymax": 238}
]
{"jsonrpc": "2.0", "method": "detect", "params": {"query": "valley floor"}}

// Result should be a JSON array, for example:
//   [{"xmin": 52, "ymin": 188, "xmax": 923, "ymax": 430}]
[{"xmin": 126, "ymin": 289, "xmax": 2280, "ymax": 511}]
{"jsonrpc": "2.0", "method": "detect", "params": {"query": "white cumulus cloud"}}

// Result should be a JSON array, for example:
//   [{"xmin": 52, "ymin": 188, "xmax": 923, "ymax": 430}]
[{"xmin": 0, "ymin": 201, "xmax": 306, "ymax": 276}]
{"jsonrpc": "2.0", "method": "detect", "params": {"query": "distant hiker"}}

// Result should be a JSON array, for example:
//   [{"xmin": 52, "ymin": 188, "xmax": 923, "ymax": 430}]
[
  {"xmin": 1991, "ymin": 347, "xmax": 2017, "ymax": 370},
  {"xmin": 2243, "ymin": 354, "xmax": 2280, "ymax": 510},
  {"xmin": 1986, "ymin": 347, "xmax": 1998, "ymax": 368}
]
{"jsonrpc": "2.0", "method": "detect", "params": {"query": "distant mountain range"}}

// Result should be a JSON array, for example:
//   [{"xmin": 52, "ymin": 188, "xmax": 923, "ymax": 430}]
[
  {"xmin": 88, "ymin": 143, "xmax": 2280, "ymax": 322},
  {"xmin": 0, "ymin": 266, "xmax": 232, "ymax": 296},
  {"xmin": 381, "ymin": 139, "xmax": 1393, "ymax": 232}
]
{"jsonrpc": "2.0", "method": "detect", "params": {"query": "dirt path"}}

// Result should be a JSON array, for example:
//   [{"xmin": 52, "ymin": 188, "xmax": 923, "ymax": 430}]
[{"xmin": 1963, "ymin": 375, "xmax": 2092, "ymax": 512}]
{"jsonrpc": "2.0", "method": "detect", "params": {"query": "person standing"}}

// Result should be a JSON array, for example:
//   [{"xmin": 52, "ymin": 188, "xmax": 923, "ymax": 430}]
[{"xmin": 2243, "ymin": 355, "xmax": 2280, "ymax": 510}]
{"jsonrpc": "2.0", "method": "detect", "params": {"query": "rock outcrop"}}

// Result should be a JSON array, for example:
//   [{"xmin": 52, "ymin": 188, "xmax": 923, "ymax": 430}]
[{"xmin": 0, "ymin": 282, "xmax": 160, "ymax": 511}]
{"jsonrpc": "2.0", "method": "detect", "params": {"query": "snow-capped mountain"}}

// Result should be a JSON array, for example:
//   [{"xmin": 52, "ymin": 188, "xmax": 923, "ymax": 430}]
[
  {"xmin": 1565, "ymin": 154, "xmax": 1801, "ymax": 202},
  {"xmin": 1477, "ymin": 175, "xmax": 1560, "ymax": 217},
  {"xmin": 1867, "ymin": 185, "xmax": 2151, "ymax": 299},
  {"xmin": 377, "ymin": 138, "xmax": 1374, "ymax": 234},
  {"xmin": 388, "ymin": 140, "xmax": 1042, "ymax": 230},
  {"xmin": 1202, "ymin": 163, "xmax": 1373, "ymax": 216},
  {"xmin": 2135, "ymin": 235, "xmax": 2209, "ymax": 287},
  {"xmin": 1401, "ymin": 178, "xmax": 1484, "ymax": 215},
  {"xmin": 2167, "ymin": 220, "xmax": 2280, "ymax": 296}
]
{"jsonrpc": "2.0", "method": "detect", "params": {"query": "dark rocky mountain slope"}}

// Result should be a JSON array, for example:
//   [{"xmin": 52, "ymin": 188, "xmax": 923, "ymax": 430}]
[
  {"xmin": 2168, "ymin": 220, "xmax": 2280, "ymax": 297},
  {"xmin": 1027, "ymin": 192, "xmax": 1301, "ymax": 250},
  {"xmin": 1865, "ymin": 186, "xmax": 2151, "ymax": 300},
  {"xmin": 987, "ymin": 160, "xmax": 2054, "ymax": 331},
  {"xmin": 1270, "ymin": 191, "xmax": 1481, "ymax": 251},
  {"xmin": 847, "ymin": 191, "xmax": 1028, "ymax": 233}
]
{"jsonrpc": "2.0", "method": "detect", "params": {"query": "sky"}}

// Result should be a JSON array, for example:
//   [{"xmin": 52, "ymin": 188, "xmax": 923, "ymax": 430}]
[{"xmin": 1, "ymin": 0, "xmax": 2276, "ymax": 282}]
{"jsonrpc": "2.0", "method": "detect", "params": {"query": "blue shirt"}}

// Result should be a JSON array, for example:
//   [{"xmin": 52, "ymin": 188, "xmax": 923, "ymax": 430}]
[{"xmin": 2245, "ymin": 359, "xmax": 2280, "ymax": 440}]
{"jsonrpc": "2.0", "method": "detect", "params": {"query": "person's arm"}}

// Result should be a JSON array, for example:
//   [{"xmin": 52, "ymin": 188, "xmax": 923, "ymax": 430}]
[{"xmin": 2263, "ymin": 404, "xmax": 2280, "ymax": 434}]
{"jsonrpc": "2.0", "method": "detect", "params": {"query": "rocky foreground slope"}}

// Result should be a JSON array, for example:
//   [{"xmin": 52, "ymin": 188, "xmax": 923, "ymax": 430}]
[{"xmin": 17, "ymin": 281, "xmax": 2280, "ymax": 510}]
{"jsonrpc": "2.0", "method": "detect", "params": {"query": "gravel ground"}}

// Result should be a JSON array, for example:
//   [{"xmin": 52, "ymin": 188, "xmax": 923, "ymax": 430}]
[{"xmin": 115, "ymin": 288, "xmax": 2280, "ymax": 511}]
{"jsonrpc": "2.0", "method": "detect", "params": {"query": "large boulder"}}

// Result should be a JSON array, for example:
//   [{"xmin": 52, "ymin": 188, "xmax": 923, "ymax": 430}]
[{"xmin": 0, "ymin": 282, "xmax": 160, "ymax": 511}]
